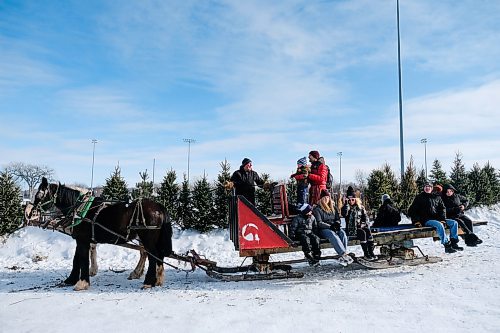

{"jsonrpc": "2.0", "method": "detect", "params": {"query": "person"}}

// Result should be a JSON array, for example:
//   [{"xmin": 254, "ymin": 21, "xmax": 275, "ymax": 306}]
[
  {"xmin": 441, "ymin": 184, "xmax": 482, "ymax": 246},
  {"xmin": 408, "ymin": 182, "xmax": 464, "ymax": 253},
  {"xmin": 313, "ymin": 190, "xmax": 353, "ymax": 266},
  {"xmin": 289, "ymin": 203, "xmax": 322, "ymax": 266},
  {"xmin": 341, "ymin": 188, "xmax": 377, "ymax": 260},
  {"xmin": 307, "ymin": 150, "xmax": 328, "ymax": 205},
  {"xmin": 372, "ymin": 194, "xmax": 401, "ymax": 228},
  {"xmin": 290, "ymin": 157, "xmax": 310, "ymax": 208},
  {"xmin": 227, "ymin": 158, "xmax": 266, "ymax": 206},
  {"xmin": 433, "ymin": 183, "xmax": 443, "ymax": 196}
]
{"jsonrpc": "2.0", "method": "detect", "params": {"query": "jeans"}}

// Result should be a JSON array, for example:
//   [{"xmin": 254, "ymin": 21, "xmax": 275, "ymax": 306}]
[
  {"xmin": 425, "ymin": 219, "xmax": 459, "ymax": 244},
  {"xmin": 296, "ymin": 185, "xmax": 309, "ymax": 207},
  {"xmin": 319, "ymin": 228, "xmax": 348, "ymax": 255}
]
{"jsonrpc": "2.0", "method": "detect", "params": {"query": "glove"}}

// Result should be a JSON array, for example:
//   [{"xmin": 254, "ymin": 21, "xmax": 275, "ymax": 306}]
[
  {"xmin": 223, "ymin": 181, "xmax": 234, "ymax": 190},
  {"xmin": 330, "ymin": 222, "xmax": 341, "ymax": 232}
]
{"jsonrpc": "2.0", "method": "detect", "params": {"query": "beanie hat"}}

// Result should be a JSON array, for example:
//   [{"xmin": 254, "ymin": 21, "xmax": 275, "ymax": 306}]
[
  {"xmin": 241, "ymin": 158, "xmax": 252, "ymax": 167},
  {"xmin": 297, "ymin": 157, "xmax": 307, "ymax": 166},
  {"xmin": 424, "ymin": 180, "xmax": 433, "ymax": 187},
  {"xmin": 320, "ymin": 189, "xmax": 331, "ymax": 198},
  {"xmin": 381, "ymin": 194, "xmax": 390, "ymax": 203},
  {"xmin": 298, "ymin": 203, "xmax": 313, "ymax": 215},
  {"xmin": 309, "ymin": 150, "xmax": 320, "ymax": 159},
  {"xmin": 346, "ymin": 185, "xmax": 355, "ymax": 198}
]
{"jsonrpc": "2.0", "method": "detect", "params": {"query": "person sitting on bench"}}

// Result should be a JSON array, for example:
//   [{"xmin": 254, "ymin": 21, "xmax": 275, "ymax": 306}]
[
  {"xmin": 408, "ymin": 181, "xmax": 464, "ymax": 253},
  {"xmin": 441, "ymin": 184, "xmax": 482, "ymax": 246},
  {"xmin": 372, "ymin": 194, "xmax": 401, "ymax": 228},
  {"xmin": 290, "ymin": 203, "xmax": 322, "ymax": 266},
  {"xmin": 313, "ymin": 190, "xmax": 353, "ymax": 266}
]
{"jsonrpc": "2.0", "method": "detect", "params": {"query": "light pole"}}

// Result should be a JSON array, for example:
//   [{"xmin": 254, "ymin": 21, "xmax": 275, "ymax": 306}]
[
  {"xmin": 183, "ymin": 138, "xmax": 196, "ymax": 184},
  {"xmin": 337, "ymin": 152, "xmax": 343, "ymax": 193},
  {"xmin": 397, "ymin": 0, "xmax": 405, "ymax": 178},
  {"xmin": 421, "ymin": 138, "xmax": 428, "ymax": 179},
  {"xmin": 90, "ymin": 139, "xmax": 97, "ymax": 194}
]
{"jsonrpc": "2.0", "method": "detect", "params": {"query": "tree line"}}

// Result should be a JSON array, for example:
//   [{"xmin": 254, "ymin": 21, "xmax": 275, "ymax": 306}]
[{"xmin": 1, "ymin": 152, "xmax": 499, "ymax": 235}]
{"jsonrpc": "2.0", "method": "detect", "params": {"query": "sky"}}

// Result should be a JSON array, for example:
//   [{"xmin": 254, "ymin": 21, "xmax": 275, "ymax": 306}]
[{"xmin": 1, "ymin": 0, "xmax": 500, "ymax": 189}]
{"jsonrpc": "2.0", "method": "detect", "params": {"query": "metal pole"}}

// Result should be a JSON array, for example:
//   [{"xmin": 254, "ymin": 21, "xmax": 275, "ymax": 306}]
[
  {"xmin": 421, "ymin": 138, "xmax": 428, "ymax": 179},
  {"xmin": 397, "ymin": 0, "xmax": 405, "ymax": 178},
  {"xmin": 183, "ymin": 138, "xmax": 196, "ymax": 184},
  {"xmin": 337, "ymin": 152, "xmax": 343, "ymax": 193},
  {"xmin": 91, "ymin": 139, "xmax": 97, "ymax": 194}
]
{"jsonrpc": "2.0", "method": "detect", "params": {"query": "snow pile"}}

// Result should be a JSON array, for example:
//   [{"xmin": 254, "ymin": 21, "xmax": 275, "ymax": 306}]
[{"xmin": 1, "ymin": 204, "xmax": 499, "ymax": 333}]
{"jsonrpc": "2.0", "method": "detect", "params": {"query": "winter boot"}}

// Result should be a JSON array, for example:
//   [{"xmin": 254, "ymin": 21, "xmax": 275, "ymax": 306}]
[
  {"xmin": 360, "ymin": 243, "xmax": 372, "ymax": 260},
  {"xmin": 444, "ymin": 241, "xmax": 457, "ymax": 253},
  {"xmin": 464, "ymin": 233, "xmax": 478, "ymax": 247},
  {"xmin": 367, "ymin": 241, "xmax": 378, "ymax": 261},
  {"xmin": 305, "ymin": 252, "xmax": 319, "ymax": 267},
  {"xmin": 450, "ymin": 238, "xmax": 464, "ymax": 251}
]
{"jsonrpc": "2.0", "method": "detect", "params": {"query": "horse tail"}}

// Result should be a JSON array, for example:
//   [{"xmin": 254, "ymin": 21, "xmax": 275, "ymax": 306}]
[{"xmin": 159, "ymin": 215, "xmax": 173, "ymax": 258}]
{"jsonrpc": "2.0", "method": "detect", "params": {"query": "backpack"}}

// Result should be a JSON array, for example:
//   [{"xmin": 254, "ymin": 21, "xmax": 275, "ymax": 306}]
[{"xmin": 326, "ymin": 165, "xmax": 333, "ymax": 190}]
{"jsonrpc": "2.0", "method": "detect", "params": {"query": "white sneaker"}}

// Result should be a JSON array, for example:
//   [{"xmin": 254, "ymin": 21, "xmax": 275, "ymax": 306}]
[{"xmin": 339, "ymin": 254, "xmax": 353, "ymax": 267}]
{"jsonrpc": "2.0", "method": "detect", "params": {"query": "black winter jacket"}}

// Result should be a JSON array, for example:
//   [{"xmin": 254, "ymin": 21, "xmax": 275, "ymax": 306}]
[
  {"xmin": 230, "ymin": 167, "xmax": 265, "ymax": 205},
  {"xmin": 408, "ymin": 191, "xmax": 446, "ymax": 224},
  {"xmin": 312, "ymin": 206, "xmax": 341, "ymax": 230},
  {"xmin": 373, "ymin": 199, "xmax": 401, "ymax": 227},
  {"xmin": 290, "ymin": 214, "xmax": 318, "ymax": 240},
  {"xmin": 441, "ymin": 193, "xmax": 469, "ymax": 219}
]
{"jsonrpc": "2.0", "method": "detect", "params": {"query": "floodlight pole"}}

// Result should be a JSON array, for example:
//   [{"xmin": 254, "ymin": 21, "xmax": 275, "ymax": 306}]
[
  {"xmin": 183, "ymin": 138, "xmax": 196, "ymax": 184},
  {"xmin": 397, "ymin": 0, "xmax": 405, "ymax": 178},
  {"xmin": 337, "ymin": 152, "xmax": 343, "ymax": 193},
  {"xmin": 421, "ymin": 138, "xmax": 428, "ymax": 179},
  {"xmin": 90, "ymin": 139, "xmax": 97, "ymax": 194}
]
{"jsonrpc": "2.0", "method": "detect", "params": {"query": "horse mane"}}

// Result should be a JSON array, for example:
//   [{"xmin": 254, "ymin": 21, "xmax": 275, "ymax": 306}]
[{"xmin": 64, "ymin": 184, "xmax": 88, "ymax": 194}]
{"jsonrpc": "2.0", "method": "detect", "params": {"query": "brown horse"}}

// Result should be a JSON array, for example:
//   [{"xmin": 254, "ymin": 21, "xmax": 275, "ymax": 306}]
[{"xmin": 31, "ymin": 177, "xmax": 172, "ymax": 290}]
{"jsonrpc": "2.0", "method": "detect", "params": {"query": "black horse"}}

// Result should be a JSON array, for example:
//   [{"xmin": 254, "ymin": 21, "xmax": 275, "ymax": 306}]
[{"xmin": 31, "ymin": 177, "xmax": 172, "ymax": 290}]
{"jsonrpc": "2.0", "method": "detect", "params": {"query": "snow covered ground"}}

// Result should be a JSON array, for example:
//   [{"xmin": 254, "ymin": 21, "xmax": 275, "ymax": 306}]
[{"xmin": 1, "ymin": 205, "xmax": 499, "ymax": 333}]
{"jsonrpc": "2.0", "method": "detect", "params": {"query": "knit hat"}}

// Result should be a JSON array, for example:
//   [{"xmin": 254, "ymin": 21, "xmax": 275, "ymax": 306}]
[
  {"xmin": 381, "ymin": 194, "xmax": 390, "ymax": 203},
  {"xmin": 346, "ymin": 185, "xmax": 355, "ymax": 198},
  {"xmin": 241, "ymin": 158, "xmax": 252, "ymax": 167},
  {"xmin": 424, "ymin": 180, "xmax": 433, "ymax": 187},
  {"xmin": 298, "ymin": 203, "xmax": 313, "ymax": 215},
  {"xmin": 309, "ymin": 150, "xmax": 320, "ymax": 159},
  {"xmin": 297, "ymin": 157, "xmax": 307, "ymax": 166},
  {"xmin": 320, "ymin": 189, "xmax": 331, "ymax": 198}
]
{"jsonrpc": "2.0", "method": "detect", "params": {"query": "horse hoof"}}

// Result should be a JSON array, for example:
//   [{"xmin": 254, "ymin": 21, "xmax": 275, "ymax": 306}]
[
  {"xmin": 74, "ymin": 280, "xmax": 90, "ymax": 291},
  {"xmin": 64, "ymin": 278, "xmax": 78, "ymax": 286},
  {"xmin": 128, "ymin": 271, "xmax": 142, "ymax": 280},
  {"xmin": 141, "ymin": 284, "xmax": 153, "ymax": 290}
]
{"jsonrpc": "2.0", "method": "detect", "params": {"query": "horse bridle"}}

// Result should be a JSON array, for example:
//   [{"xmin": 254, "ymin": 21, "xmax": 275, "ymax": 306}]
[{"xmin": 34, "ymin": 182, "xmax": 60, "ymax": 214}]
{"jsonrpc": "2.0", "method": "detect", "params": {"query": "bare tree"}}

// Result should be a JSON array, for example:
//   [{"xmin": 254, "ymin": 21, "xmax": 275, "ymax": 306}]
[
  {"xmin": 354, "ymin": 169, "xmax": 368, "ymax": 192},
  {"xmin": 6, "ymin": 162, "xmax": 55, "ymax": 199}
]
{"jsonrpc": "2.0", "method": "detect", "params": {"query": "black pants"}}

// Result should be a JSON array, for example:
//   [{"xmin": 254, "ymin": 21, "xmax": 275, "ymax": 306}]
[
  {"xmin": 357, "ymin": 225, "xmax": 373, "ymax": 242},
  {"xmin": 454, "ymin": 215, "xmax": 474, "ymax": 234},
  {"xmin": 299, "ymin": 232, "xmax": 321, "ymax": 257}
]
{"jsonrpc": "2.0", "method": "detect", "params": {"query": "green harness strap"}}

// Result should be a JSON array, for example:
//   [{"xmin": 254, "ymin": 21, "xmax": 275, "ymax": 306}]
[{"xmin": 68, "ymin": 195, "xmax": 95, "ymax": 228}]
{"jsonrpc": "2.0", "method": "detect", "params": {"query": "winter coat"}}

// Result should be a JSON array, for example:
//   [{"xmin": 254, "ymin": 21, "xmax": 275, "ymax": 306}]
[
  {"xmin": 407, "ymin": 191, "xmax": 446, "ymax": 224},
  {"xmin": 373, "ymin": 199, "xmax": 401, "ymax": 227},
  {"xmin": 291, "ymin": 165, "xmax": 310, "ymax": 186},
  {"xmin": 230, "ymin": 167, "xmax": 265, "ymax": 205},
  {"xmin": 308, "ymin": 157, "xmax": 328, "ymax": 205},
  {"xmin": 441, "ymin": 186, "xmax": 469, "ymax": 219},
  {"xmin": 290, "ymin": 214, "xmax": 318, "ymax": 240},
  {"xmin": 342, "ymin": 204, "xmax": 368, "ymax": 228},
  {"xmin": 313, "ymin": 206, "xmax": 341, "ymax": 230}
]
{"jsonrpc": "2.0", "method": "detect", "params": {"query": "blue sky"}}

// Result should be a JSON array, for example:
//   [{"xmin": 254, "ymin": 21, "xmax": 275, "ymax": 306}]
[{"xmin": 1, "ymin": 0, "xmax": 499, "ymax": 188}]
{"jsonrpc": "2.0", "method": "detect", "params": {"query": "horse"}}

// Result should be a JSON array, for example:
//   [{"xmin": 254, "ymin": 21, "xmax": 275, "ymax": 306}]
[{"xmin": 31, "ymin": 177, "xmax": 173, "ymax": 290}]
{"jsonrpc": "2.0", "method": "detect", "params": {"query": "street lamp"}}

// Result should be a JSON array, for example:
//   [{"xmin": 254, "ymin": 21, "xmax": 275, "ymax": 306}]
[
  {"xmin": 90, "ymin": 139, "xmax": 97, "ymax": 194},
  {"xmin": 421, "ymin": 138, "xmax": 428, "ymax": 179},
  {"xmin": 337, "ymin": 152, "xmax": 343, "ymax": 193},
  {"xmin": 183, "ymin": 138, "xmax": 196, "ymax": 184}
]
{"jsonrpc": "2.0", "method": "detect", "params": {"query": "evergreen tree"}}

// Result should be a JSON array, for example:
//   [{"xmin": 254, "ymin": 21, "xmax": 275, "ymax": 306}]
[
  {"xmin": 156, "ymin": 169, "xmax": 180, "ymax": 223},
  {"xmin": 255, "ymin": 173, "xmax": 272, "ymax": 215},
  {"xmin": 399, "ymin": 156, "xmax": 418, "ymax": 214},
  {"xmin": 212, "ymin": 160, "xmax": 231, "ymax": 229},
  {"xmin": 481, "ymin": 162, "xmax": 500, "ymax": 205},
  {"xmin": 468, "ymin": 163, "xmax": 485, "ymax": 206},
  {"xmin": 365, "ymin": 169, "xmax": 389, "ymax": 214},
  {"xmin": 132, "ymin": 170, "xmax": 153, "ymax": 199},
  {"xmin": 190, "ymin": 174, "xmax": 214, "ymax": 232},
  {"xmin": 416, "ymin": 168, "xmax": 427, "ymax": 191},
  {"xmin": 449, "ymin": 152, "xmax": 469, "ymax": 195},
  {"xmin": 101, "ymin": 166, "xmax": 129, "ymax": 201},
  {"xmin": 429, "ymin": 159, "xmax": 448, "ymax": 185},
  {"xmin": 286, "ymin": 178, "xmax": 297, "ymax": 210},
  {"xmin": 177, "ymin": 175, "xmax": 194, "ymax": 229},
  {"xmin": 381, "ymin": 163, "xmax": 400, "ymax": 204},
  {"xmin": 0, "ymin": 170, "xmax": 22, "ymax": 236}
]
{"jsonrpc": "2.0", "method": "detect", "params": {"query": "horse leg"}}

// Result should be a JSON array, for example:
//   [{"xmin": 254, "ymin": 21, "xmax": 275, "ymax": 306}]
[
  {"xmin": 155, "ymin": 263, "xmax": 165, "ymax": 287},
  {"xmin": 64, "ymin": 242, "xmax": 81, "ymax": 285},
  {"xmin": 128, "ymin": 247, "xmax": 147, "ymax": 280},
  {"xmin": 142, "ymin": 252, "xmax": 161, "ymax": 289},
  {"xmin": 74, "ymin": 240, "xmax": 90, "ymax": 291},
  {"xmin": 89, "ymin": 243, "xmax": 98, "ymax": 277}
]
